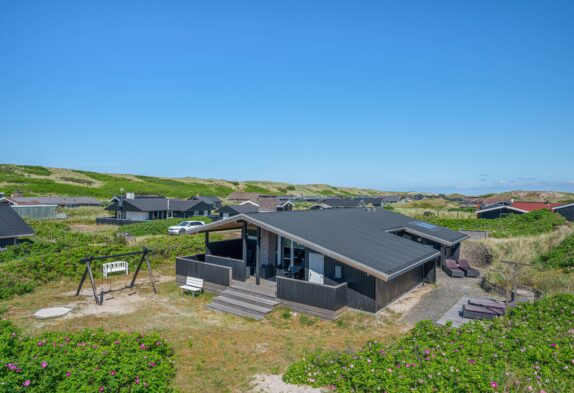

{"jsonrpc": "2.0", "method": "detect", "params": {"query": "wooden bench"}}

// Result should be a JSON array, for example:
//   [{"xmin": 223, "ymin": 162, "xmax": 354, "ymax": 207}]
[
  {"xmin": 179, "ymin": 276, "xmax": 204, "ymax": 297},
  {"xmin": 103, "ymin": 261, "xmax": 129, "ymax": 278}
]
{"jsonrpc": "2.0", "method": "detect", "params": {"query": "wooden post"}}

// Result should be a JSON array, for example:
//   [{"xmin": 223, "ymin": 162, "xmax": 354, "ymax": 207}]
[
  {"xmin": 205, "ymin": 232, "xmax": 210, "ymax": 255},
  {"xmin": 242, "ymin": 222, "xmax": 247, "ymax": 264},
  {"xmin": 129, "ymin": 250, "xmax": 147, "ymax": 288},
  {"xmin": 255, "ymin": 227, "xmax": 261, "ymax": 285},
  {"xmin": 145, "ymin": 252, "xmax": 157, "ymax": 294},
  {"xmin": 86, "ymin": 258, "xmax": 99, "ymax": 305}
]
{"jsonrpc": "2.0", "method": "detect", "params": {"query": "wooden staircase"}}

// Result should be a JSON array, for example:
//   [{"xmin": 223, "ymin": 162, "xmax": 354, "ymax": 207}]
[{"xmin": 207, "ymin": 286, "xmax": 279, "ymax": 320}]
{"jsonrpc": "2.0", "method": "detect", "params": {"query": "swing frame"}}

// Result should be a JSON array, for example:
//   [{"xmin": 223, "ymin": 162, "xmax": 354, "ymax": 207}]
[{"xmin": 75, "ymin": 247, "xmax": 157, "ymax": 305}]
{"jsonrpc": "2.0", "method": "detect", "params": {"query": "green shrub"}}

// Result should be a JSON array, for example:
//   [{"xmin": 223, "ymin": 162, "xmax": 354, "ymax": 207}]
[
  {"xmin": 0, "ymin": 221, "xmax": 208, "ymax": 300},
  {"xmin": 284, "ymin": 295, "xmax": 574, "ymax": 392},
  {"xmin": 425, "ymin": 210, "xmax": 567, "ymax": 238},
  {"xmin": 117, "ymin": 217, "xmax": 212, "ymax": 237},
  {"xmin": 535, "ymin": 233, "xmax": 574, "ymax": 270},
  {"xmin": 0, "ymin": 319, "xmax": 175, "ymax": 392}
]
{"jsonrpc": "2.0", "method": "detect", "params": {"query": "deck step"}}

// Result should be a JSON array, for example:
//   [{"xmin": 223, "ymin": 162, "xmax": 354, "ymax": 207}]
[
  {"xmin": 221, "ymin": 288, "xmax": 279, "ymax": 308},
  {"xmin": 212, "ymin": 296, "xmax": 273, "ymax": 314},
  {"xmin": 227, "ymin": 285, "xmax": 277, "ymax": 302},
  {"xmin": 206, "ymin": 302, "xmax": 264, "ymax": 320}
]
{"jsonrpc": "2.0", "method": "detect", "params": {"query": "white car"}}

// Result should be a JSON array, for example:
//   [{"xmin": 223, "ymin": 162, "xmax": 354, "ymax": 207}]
[{"xmin": 168, "ymin": 220, "xmax": 205, "ymax": 235}]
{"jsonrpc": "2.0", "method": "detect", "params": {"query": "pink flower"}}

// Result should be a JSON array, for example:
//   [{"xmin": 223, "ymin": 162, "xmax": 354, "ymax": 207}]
[
  {"xmin": 66, "ymin": 371, "xmax": 71, "ymax": 377},
  {"xmin": 41, "ymin": 361, "xmax": 48, "ymax": 369},
  {"xmin": 469, "ymin": 359, "xmax": 476, "ymax": 364},
  {"xmin": 135, "ymin": 377, "xmax": 140, "ymax": 384},
  {"xmin": 424, "ymin": 349, "xmax": 430, "ymax": 355},
  {"xmin": 110, "ymin": 370, "xmax": 116, "ymax": 376},
  {"xmin": 139, "ymin": 344, "xmax": 146, "ymax": 350},
  {"xmin": 99, "ymin": 387, "xmax": 104, "ymax": 392},
  {"xmin": 22, "ymin": 380, "xmax": 31, "ymax": 387},
  {"xmin": 491, "ymin": 381, "xmax": 498, "ymax": 388},
  {"xmin": 148, "ymin": 362, "xmax": 156, "ymax": 368},
  {"xmin": 550, "ymin": 343, "xmax": 557, "ymax": 348},
  {"xmin": 540, "ymin": 391, "xmax": 547, "ymax": 393},
  {"xmin": 37, "ymin": 341, "xmax": 43, "ymax": 347}
]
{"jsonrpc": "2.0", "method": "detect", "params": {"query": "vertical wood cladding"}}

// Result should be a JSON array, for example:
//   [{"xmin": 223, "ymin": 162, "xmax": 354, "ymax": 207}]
[
  {"xmin": 324, "ymin": 256, "xmax": 377, "ymax": 313},
  {"xmin": 375, "ymin": 264, "xmax": 425, "ymax": 310}
]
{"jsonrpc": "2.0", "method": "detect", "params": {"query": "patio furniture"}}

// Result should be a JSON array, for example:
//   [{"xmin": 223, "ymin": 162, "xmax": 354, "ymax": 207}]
[
  {"xmin": 180, "ymin": 276, "xmax": 204, "ymax": 297},
  {"xmin": 462, "ymin": 304, "xmax": 498, "ymax": 320},
  {"xmin": 458, "ymin": 259, "xmax": 480, "ymax": 277},
  {"xmin": 468, "ymin": 298, "xmax": 507, "ymax": 312},
  {"xmin": 444, "ymin": 259, "xmax": 464, "ymax": 278}
]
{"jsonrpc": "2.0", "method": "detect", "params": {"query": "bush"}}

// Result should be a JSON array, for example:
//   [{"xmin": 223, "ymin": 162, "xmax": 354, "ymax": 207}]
[
  {"xmin": 0, "ymin": 319, "xmax": 175, "ymax": 392},
  {"xmin": 283, "ymin": 295, "xmax": 574, "ymax": 392},
  {"xmin": 425, "ymin": 210, "xmax": 567, "ymax": 238},
  {"xmin": 535, "ymin": 233, "xmax": 574, "ymax": 270},
  {"xmin": 117, "ymin": 217, "xmax": 212, "ymax": 237},
  {"xmin": 0, "ymin": 221, "xmax": 208, "ymax": 300}
]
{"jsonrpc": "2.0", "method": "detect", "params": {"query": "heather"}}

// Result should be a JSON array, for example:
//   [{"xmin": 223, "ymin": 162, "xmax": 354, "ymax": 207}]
[
  {"xmin": 0, "ymin": 319, "xmax": 175, "ymax": 392},
  {"xmin": 283, "ymin": 295, "xmax": 574, "ymax": 392}
]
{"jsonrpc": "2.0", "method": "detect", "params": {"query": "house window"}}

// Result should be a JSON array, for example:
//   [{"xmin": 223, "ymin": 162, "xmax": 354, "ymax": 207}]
[{"xmin": 334, "ymin": 265, "xmax": 342, "ymax": 280}]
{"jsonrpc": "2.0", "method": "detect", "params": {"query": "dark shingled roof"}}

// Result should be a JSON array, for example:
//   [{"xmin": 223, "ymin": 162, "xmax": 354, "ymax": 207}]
[
  {"xmin": 323, "ymin": 198, "xmax": 364, "ymax": 208},
  {"xmin": 107, "ymin": 198, "xmax": 209, "ymax": 212},
  {"xmin": 0, "ymin": 204, "xmax": 35, "ymax": 239},
  {"xmin": 190, "ymin": 208, "xmax": 467, "ymax": 280},
  {"xmin": 218, "ymin": 204, "xmax": 259, "ymax": 214}
]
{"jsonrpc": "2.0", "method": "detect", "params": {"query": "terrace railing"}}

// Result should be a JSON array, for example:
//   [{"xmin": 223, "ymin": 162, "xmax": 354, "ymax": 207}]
[
  {"xmin": 205, "ymin": 254, "xmax": 248, "ymax": 281},
  {"xmin": 175, "ymin": 255, "xmax": 232, "ymax": 287},
  {"xmin": 276, "ymin": 276, "xmax": 348, "ymax": 311}
]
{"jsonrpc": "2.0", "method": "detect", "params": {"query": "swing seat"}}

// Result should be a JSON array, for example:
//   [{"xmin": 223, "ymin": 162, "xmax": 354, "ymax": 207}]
[{"xmin": 103, "ymin": 261, "xmax": 129, "ymax": 278}]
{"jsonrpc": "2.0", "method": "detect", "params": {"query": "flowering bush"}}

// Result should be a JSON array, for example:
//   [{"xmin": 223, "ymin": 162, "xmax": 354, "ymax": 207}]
[
  {"xmin": 283, "ymin": 295, "xmax": 574, "ymax": 392},
  {"xmin": 0, "ymin": 320, "xmax": 175, "ymax": 392}
]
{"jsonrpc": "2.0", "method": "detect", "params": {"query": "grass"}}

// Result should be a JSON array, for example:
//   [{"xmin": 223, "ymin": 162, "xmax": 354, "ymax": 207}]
[
  {"xmin": 116, "ymin": 216, "xmax": 212, "ymax": 236},
  {"xmin": 424, "ymin": 210, "xmax": 568, "ymax": 238},
  {"xmin": 461, "ymin": 226, "xmax": 574, "ymax": 295},
  {"xmin": 0, "ymin": 164, "xmax": 382, "ymax": 199},
  {"xmin": 535, "ymin": 232, "xmax": 574, "ymax": 270},
  {"xmin": 0, "ymin": 276, "xmax": 405, "ymax": 393}
]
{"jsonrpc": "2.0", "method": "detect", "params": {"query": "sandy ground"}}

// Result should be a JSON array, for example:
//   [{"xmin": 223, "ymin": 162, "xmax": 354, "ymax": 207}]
[{"xmin": 250, "ymin": 375, "xmax": 325, "ymax": 393}]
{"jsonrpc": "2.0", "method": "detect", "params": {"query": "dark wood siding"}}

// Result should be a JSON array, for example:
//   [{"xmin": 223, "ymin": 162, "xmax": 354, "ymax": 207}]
[
  {"xmin": 276, "ymin": 276, "xmax": 347, "ymax": 311},
  {"xmin": 555, "ymin": 206, "xmax": 574, "ymax": 222},
  {"xmin": 323, "ymin": 256, "xmax": 377, "ymax": 313},
  {"xmin": 175, "ymin": 256, "xmax": 232, "ymax": 286},
  {"xmin": 375, "ymin": 263, "xmax": 427, "ymax": 311},
  {"xmin": 477, "ymin": 207, "xmax": 523, "ymax": 219},
  {"xmin": 205, "ymin": 255, "xmax": 248, "ymax": 281}
]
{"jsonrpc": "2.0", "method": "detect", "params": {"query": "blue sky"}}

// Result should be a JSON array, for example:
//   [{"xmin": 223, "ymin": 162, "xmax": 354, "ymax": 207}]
[{"xmin": 1, "ymin": 1, "xmax": 573, "ymax": 194}]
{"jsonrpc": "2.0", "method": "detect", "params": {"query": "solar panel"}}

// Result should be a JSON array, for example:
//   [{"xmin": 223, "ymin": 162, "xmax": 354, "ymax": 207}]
[{"xmin": 412, "ymin": 221, "xmax": 437, "ymax": 230}]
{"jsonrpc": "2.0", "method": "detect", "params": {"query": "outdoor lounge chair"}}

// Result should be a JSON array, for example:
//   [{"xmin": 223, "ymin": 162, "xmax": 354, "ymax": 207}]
[
  {"xmin": 462, "ymin": 304, "xmax": 498, "ymax": 320},
  {"xmin": 444, "ymin": 259, "xmax": 464, "ymax": 278},
  {"xmin": 458, "ymin": 259, "xmax": 480, "ymax": 277},
  {"xmin": 467, "ymin": 299, "xmax": 505, "ymax": 315}
]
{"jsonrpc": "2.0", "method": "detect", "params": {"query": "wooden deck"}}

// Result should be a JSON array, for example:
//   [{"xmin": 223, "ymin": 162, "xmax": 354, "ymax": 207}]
[{"xmin": 230, "ymin": 276, "xmax": 277, "ymax": 298}]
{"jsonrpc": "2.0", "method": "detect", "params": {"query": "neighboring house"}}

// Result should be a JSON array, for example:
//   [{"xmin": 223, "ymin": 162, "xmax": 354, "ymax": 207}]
[
  {"xmin": 322, "ymin": 198, "xmax": 364, "ymax": 208},
  {"xmin": 3, "ymin": 196, "xmax": 101, "ymax": 208},
  {"xmin": 104, "ymin": 196, "xmax": 212, "ymax": 222},
  {"xmin": 361, "ymin": 197, "xmax": 384, "ymax": 207},
  {"xmin": 309, "ymin": 203, "xmax": 332, "ymax": 210},
  {"xmin": 276, "ymin": 200, "xmax": 294, "ymax": 211},
  {"xmin": 0, "ymin": 197, "xmax": 58, "ymax": 219},
  {"xmin": 226, "ymin": 192, "xmax": 261, "ymax": 204},
  {"xmin": 382, "ymin": 195, "xmax": 402, "ymax": 204},
  {"xmin": 178, "ymin": 208, "xmax": 467, "ymax": 317},
  {"xmin": 0, "ymin": 201, "xmax": 35, "ymax": 247},
  {"xmin": 476, "ymin": 201, "xmax": 562, "ymax": 219},
  {"xmin": 189, "ymin": 196, "xmax": 222, "ymax": 210},
  {"xmin": 553, "ymin": 203, "xmax": 574, "ymax": 222},
  {"xmin": 216, "ymin": 204, "xmax": 259, "ymax": 219}
]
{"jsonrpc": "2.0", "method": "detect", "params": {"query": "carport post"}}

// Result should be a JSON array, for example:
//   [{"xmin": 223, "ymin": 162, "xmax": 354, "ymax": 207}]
[
  {"xmin": 242, "ymin": 221, "xmax": 247, "ymax": 264},
  {"xmin": 255, "ymin": 227, "xmax": 261, "ymax": 285},
  {"xmin": 205, "ymin": 232, "xmax": 210, "ymax": 255}
]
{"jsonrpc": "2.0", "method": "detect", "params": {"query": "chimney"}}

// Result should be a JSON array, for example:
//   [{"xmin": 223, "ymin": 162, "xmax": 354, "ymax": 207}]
[{"xmin": 126, "ymin": 192, "xmax": 135, "ymax": 200}]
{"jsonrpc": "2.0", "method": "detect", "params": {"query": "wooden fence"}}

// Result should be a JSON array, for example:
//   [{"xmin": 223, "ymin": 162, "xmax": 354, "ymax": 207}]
[
  {"xmin": 175, "ymin": 256, "xmax": 232, "ymax": 287},
  {"xmin": 276, "ymin": 276, "xmax": 348, "ymax": 311},
  {"xmin": 205, "ymin": 255, "xmax": 248, "ymax": 281}
]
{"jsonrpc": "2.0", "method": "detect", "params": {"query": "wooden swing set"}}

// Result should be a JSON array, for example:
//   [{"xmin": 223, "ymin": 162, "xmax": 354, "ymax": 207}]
[{"xmin": 75, "ymin": 247, "xmax": 157, "ymax": 305}]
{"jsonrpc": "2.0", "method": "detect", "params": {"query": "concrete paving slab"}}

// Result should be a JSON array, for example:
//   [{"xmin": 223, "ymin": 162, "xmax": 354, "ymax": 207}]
[{"xmin": 33, "ymin": 307, "xmax": 73, "ymax": 320}]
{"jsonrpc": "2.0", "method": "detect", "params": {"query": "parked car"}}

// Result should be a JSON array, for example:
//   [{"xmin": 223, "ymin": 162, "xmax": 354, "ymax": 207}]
[{"xmin": 168, "ymin": 221, "xmax": 205, "ymax": 235}]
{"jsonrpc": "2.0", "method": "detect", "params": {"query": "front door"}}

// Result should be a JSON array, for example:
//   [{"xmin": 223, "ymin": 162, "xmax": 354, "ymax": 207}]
[{"xmin": 308, "ymin": 253, "xmax": 324, "ymax": 284}]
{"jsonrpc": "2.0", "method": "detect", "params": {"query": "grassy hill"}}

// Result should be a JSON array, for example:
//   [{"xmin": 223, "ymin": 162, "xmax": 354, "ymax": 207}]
[{"xmin": 0, "ymin": 164, "xmax": 385, "ymax": 199}]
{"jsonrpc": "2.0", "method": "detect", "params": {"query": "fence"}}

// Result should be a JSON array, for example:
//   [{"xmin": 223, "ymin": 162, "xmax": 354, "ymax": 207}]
[
  {"xmin": 175, "ymin": 256, "xmax": 232, "ymax": 287},
  {"xmin": 205, "ymin": 254, "xmax": 248, "ymax": 281},
  {"xmin": 276, "ymin": 276, "xmax": 348, "ymax": 311}
]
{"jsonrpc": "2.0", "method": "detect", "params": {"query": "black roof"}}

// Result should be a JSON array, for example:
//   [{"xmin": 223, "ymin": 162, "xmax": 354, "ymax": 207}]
[
  {"xmin": 0, "ymin": 205, "xmax": 35, "ymax": 239},
  {"xmin": 107, "ymin": 198, "xmax": 210, "ymax": 212},
  {"xmin": 218, "ymin": 204, "xmax": 259, "ymax": 214},
  {"xmin": 192, "ymin": 208, "xmax": 467, "ymax": 280},
  {"xmin": 323, "ymin": 198, "xmax": 364, "ymax": 208},
  {"xmin": 190, "ymin": 196, "xmax": 222, "ymax": 205}
]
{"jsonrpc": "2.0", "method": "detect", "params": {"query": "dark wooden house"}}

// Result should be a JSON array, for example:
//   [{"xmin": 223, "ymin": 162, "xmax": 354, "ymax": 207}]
[
  {"xmin": 0, "ymin": 201, "xmax": 35, "ymax": 247},
  {"xmin": 176, "ymin": 208, "xmax": 467, "ymax": 318},
  {"xmin": 553, "ymin": 203, "xmax": 574, "ymax": 221}
]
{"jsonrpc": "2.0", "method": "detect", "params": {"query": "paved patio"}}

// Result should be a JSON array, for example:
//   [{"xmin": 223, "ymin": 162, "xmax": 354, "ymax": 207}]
[{"xmin": 401, "ymin": 269, "xmax": 497, "ymax": 326}]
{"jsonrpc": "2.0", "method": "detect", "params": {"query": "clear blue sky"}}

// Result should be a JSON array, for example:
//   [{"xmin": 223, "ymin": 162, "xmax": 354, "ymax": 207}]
[{"xmin": 1, "ymin": 1, "xmax": 573, "ymax": 194}]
